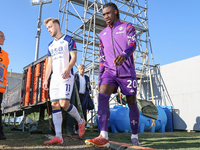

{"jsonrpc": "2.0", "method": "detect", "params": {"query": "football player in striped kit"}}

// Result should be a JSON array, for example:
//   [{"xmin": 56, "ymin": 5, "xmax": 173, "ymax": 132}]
[{"xmin": 43, "ymin": 18, "xmax": 85, "ymax": 145}]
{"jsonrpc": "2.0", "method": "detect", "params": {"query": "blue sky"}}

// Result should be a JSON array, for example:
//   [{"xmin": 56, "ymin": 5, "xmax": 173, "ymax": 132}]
[{"xmin": 0, "ymin": 0, "xmax": 199, "ymax": 73}]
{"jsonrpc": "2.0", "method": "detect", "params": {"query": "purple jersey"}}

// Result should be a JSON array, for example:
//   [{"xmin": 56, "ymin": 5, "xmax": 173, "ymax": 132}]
[{"xmin": 99, "ymin": 20, "xmax": 137, "ymax": 82}]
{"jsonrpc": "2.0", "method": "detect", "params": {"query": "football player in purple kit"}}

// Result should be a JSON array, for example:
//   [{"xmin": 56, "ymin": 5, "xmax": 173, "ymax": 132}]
[{"xmin": 85, "ymin": 2, "xmax": 140, "ymax": 148}]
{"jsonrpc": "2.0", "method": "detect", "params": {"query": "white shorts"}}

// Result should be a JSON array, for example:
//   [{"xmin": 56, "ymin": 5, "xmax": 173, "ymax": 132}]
[{"xmin": 49, "ymin": 74, "xmax": 74, "ymax": 102}]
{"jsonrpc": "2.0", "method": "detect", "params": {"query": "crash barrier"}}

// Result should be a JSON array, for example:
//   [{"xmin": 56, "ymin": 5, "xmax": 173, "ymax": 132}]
[
  {"xmin": 97, "ymin": 105, "xmax": 168, "ymax": 133},
  {"xmin": 22, "ymin": 55, "xmax": 50, "ymax": 107},
  {"xmin": 1, "ymin": 55, "xmax": 50, "ymax": 129}
]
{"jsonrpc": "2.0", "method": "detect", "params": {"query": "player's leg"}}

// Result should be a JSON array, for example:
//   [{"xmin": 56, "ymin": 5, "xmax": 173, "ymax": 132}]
[
  {"xmin": 126, "ymin": 95, "xmax": 140, "ymax": 146},
  {"xmin": 85, "ymin": 72, "xmax": 117, "ymax": 148},
  {"xmin": 98, "ymin": 84, "xmax": 115, "ymax": 139},
  {"xmin": 59, "ymin": 76, "xmax": 85, "ymax": 138},
  {"xmin": 44, "ymin": 81, "xmax": 63, "ymax": 145},
  {"xmin": 118, "ymin": 77, "xmax": 140, "ymax": 146},
  {"xmin": 60, "ymin": 100, "xmax": 85, "ymax": 138},
  {"xmin": 52, "ymin": 101, "xmax": 63, "ymax": 139},
  {"xmin": 85, "ymin": 84, "xmax": 115, "ymax": 148}
]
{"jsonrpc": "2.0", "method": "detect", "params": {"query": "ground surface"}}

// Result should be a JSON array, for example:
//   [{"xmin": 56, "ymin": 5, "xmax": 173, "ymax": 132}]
[
  {"xmin": 0, "ymin": 127, "xmax": 114, "ymax": 150},
  {"xmin": 1, "ymin": 126, "xmax": 200, "ymax": 150}
]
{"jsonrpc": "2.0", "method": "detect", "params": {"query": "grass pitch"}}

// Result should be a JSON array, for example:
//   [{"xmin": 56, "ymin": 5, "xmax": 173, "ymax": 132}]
[{"xmin": 1, "ymin": 126, "xmax": 200, "ymax": 150}]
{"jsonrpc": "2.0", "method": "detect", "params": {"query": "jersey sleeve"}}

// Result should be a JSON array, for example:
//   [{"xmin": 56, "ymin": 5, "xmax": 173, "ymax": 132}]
[
  {"xmin": 47, "ymin": 50, "xmax": 51, "ymax": 57},
  {"xmin": 69, "ymin": 37, "xmax": 77, "ymax": 53},
  {"xmin": 47, "ymin": 41, "xmax": 53, "ymax": 57},
  {"xmin": 121, "ymin": 23, "xmax": 137, "ymax": 59},
  {"xmin": 98, "ymin": 38, "xmax": 105, "ymax": 83}
]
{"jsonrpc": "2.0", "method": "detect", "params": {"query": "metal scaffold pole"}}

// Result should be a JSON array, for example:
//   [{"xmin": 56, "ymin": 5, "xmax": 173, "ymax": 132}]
[{"xmin": 58, "ymin": 0, "xmax": 157, "ymax": 121}]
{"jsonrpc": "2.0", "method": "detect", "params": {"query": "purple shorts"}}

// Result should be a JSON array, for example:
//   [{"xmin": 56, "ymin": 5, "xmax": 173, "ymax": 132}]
[{"xmin": 99, "ymin": 71, "xmax": 137, "ymax": 95}]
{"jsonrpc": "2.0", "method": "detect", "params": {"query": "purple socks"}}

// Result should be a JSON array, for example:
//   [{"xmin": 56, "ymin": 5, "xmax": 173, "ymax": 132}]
[
  {"xmin": 128, "ymin": 103, "xmax": 140, "ymax": 134},
  {"xmin": 98, "ymin": 92, "xmax": 139, "ymax": 134},
  {"xmin": 98, "ymin": 93, "xmax": 110, "ymax": 132}
]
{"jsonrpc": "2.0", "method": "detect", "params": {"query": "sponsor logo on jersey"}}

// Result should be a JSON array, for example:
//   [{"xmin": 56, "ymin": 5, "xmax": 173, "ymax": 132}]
[
  {"xmin": 60, "ymin": 41, "xmax": 64, "ymax": 44},
  {"xmin": 50, "ymin": 46, "xmax": 64, "ymax": 56},
  {"xmin": 52, "ymin": 55, "xmax": 64, "ymax": 60},
  {"xmin": 119, "ymin": 26, "xmax": 123, "ymax": 30},
  {"xmin": 129, "ymin": 89, "xmax": 135, "ymax": 93},
  {"xmin": 103, "ymin": 32, "xmax": 107, "ymax": 36},
  {"xmin": 66, "ymin": 93, "xmax": 70, "ymax": 96},
  {"xmin": 116, "ymin": 30, "xmax": 125, "ymax": 34}
]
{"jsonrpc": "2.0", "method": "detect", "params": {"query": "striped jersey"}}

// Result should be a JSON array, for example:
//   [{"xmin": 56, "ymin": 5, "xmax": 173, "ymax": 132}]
[{"xmin": 48, "ymin": 35, "xmax": 77, "ymax": 77}]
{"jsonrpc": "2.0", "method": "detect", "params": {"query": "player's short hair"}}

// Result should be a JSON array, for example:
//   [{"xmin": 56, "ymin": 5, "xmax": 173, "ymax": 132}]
[
  {"xmin": 78, "ymin": 64, "xmax": 85, "ymax": 69},
  {"xmin": 103, "ymin": 2, "xmax": 120, "ymax": 19},
  {"xmin": 44, "ymin": 18, "xmax": 60, "ymax": 26}
]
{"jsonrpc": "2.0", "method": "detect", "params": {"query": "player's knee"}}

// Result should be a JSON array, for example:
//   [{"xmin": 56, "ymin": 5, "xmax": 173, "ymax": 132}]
[
  {"xmin": 126, "ymin": 95, "xmax": 137, "ymax": 105},
  {"xmin": 59, "ymin": 103, "xmax": 65, "ymax": 109},
  {"xmin": 60, "ymin": 102, "xmax": 70, "ymax": 110},
  {"xmin": 51, "ymin": 101, "xmax": 60, "ymax": 108},
  {"xmin": 99, "ymin": 85, "xmax": 115, "ymax": 95}
]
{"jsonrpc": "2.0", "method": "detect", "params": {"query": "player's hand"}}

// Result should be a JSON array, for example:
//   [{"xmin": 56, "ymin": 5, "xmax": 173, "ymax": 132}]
[
  {"xmin": 62, "ymin": 68, "xmax": 70, "ymax": 79},
  {"xmin": 113, "ymin": 55, "xmax": 126, "ymax": 66},
  {"xmin": 43, "ymin": 80, "xmax": 48, "ymax": 90}
]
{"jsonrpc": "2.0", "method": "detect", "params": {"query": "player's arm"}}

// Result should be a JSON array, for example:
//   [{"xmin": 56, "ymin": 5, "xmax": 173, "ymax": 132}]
[
  {"xmin": 114, "ymin": 23, "xmax": 137, "ymax": 66},
  {"xmin": 98, "ymin": 38, "xmax": 105, "ymax": 87},
  {"xmin": 43, "ymin": 56, "xmax": 52, "ymax": 90},
  {"xmin": 62, "ymin": 51, "xmax": 77, "ymax": 79},
  {"xmin": 123, "ymin": 23, "xmax": 137, "ymax": 58},
  {"xmin": 62, "ymin": 37, "xmax": 77, "ymax": 79}
]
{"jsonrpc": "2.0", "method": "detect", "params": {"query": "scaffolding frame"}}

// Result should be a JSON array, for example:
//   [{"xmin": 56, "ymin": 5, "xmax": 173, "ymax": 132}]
[{"xmin": 58, "ymin": 0, "xmax": 156, "ymax": 102}]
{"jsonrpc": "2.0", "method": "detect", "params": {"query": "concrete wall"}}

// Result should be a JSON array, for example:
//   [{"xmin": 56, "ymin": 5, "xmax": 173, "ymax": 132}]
[{"xmin": 150, "ymin": 55, "xmax": 200, "ymax": 131}]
